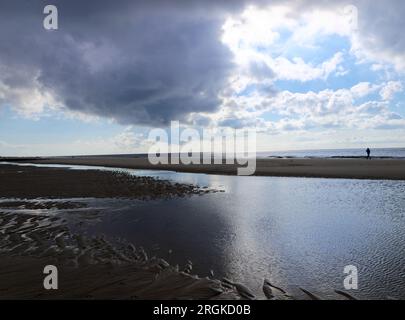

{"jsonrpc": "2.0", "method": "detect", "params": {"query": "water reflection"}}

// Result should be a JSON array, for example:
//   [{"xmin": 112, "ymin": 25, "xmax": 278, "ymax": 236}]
[{"xmin": 88, "ymin": 172, "xmax": 405, "ymax": 299}]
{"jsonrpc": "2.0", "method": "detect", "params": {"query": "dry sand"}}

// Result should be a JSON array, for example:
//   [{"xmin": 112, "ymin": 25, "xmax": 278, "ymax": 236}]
[{"xmin": 23, "ymin": 156, "xmax": 405, "ymax": 180}]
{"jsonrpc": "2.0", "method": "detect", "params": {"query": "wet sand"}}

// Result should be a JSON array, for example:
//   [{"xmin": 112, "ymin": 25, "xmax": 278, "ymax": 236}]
[
  {"xmin": 0, "ymin": 164, "xmax": 216, "ymax": 199},
  {"xmin": 0, "ymin": 165, "xmax": 241, "ymax": 300},
  {"xmin": 0, "ymin": 210, "xmax": 241, "ymax": 300},
  {"xmin": 22, "ymin": 156, "xmax": 405, "ymax": 180}
]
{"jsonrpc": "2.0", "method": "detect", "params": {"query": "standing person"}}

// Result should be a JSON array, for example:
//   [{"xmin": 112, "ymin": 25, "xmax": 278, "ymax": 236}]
[{"xmin": 366, "ymin": 148, "xmax": 371, "ymax": 160}]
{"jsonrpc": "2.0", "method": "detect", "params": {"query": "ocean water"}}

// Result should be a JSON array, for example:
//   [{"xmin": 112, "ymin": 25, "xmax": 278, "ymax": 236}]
[
  {"xmin": 2, "ymin": 163, "xmax": 405, "ymax": 299},
  {"xmin": 52, "ymin": 147, "xmax": 405, "ymax": 160},
  {"xmin": 259, "ymin": 148, "xmax": 405, "ymax": 159}
]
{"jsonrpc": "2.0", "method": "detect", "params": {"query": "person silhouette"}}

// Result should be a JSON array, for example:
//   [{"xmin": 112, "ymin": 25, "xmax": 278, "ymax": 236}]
[{"xmin": 366, "ymin": 148, "xmax": 371, "ymax": 160}]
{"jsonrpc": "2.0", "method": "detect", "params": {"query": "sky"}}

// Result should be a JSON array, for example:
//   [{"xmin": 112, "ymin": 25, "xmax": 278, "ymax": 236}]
[{"xmin": 1, "ymin": 0, "xmax": 405, "ymax": 156}]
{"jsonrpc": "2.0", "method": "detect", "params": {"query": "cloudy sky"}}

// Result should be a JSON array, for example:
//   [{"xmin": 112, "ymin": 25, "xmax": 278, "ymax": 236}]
[{"xmin": 1, "ymin": 0, "xmax": 405, "ymax": 156}]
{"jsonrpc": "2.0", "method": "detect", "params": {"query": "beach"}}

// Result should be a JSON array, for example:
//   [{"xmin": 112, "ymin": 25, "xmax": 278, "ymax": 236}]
[
  {"xmin": 0, "ymin": 164, "xmax": 243, "ymax": 300},
  {"xmin": 15, "ymin": 156, "xmax": 405, "ymax": 180},
  {"xmin": 1, "ymin": 162, "xmax": 404, "ymax": 299}
]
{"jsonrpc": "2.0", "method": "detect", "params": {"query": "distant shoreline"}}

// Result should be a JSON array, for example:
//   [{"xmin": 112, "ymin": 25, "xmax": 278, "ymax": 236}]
[
  {"xmin": 2, "ymin": 155, "xmax": 405, "ymax": 180},
  {"xmin": 267, "ymin": 155, "xmax": 405, "ymax": 160}
]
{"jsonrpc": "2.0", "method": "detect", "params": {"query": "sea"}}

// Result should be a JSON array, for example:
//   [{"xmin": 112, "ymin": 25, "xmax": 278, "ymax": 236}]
[{"xmin": 65, "ymin": 147, "xmax": 405, "ymax": 160}]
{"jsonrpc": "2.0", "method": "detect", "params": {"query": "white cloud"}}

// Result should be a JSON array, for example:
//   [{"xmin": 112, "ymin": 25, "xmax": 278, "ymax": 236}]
[
  {"xmin": 221, "ymin": 5, "xmax": 347, "ymax": 84},
  {"xmin": 0, "ymin": 75, "xmax": 60, "ymax": 118},
  {"xmin": 214, "ymin": 2, "xmax": 405, "ymax": 139},
  {"xmin": 222, "ymin": 6, "xmax": 283, "ymax": 50},
  {"xmin": 350, "ymin": 82, "xmax": 380, "ymax": 98},
  {"xmin": 379, "ymin": 81, "xmax": 403, "ymax": 101},
  {"xmin": 269, "ymin": 52, "xmax": 344, "ymax": 82},
  {"xmin": 290, "ymin": 6, "xmax": 357, "ymax": 46},
  {"xmin": 215, "ymin": 80, "xmax": 405, "ymax": 133},
  {"xmin": 111, "ymin": 128, "xmax": 145, "ymax": 153}
]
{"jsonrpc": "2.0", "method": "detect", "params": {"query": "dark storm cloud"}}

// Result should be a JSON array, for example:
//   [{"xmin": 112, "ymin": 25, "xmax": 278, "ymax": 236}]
[{"xmin": 0, "ymin": 0, "xmax": 248, "ymax": 125}]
